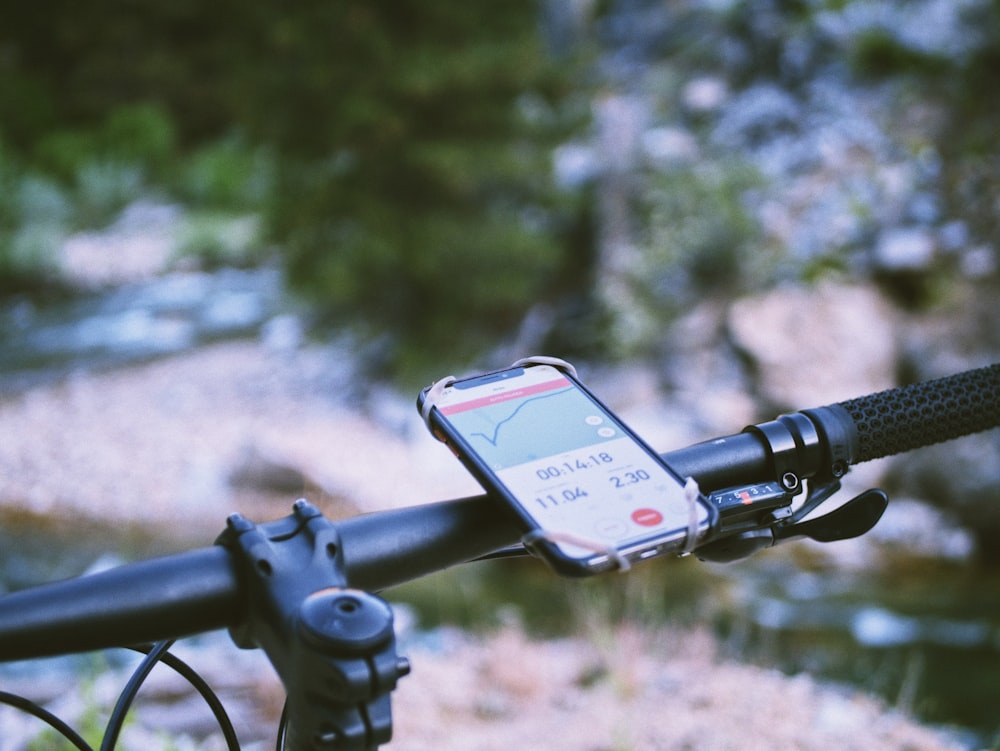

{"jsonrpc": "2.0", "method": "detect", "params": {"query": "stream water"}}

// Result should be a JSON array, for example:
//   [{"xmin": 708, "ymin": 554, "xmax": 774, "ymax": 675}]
[
  {"xmin": 0, "ymin": 265, "xmax": 287, "ymax": 394},
  {"xmin": 720, "ymin": 551, "xmax": 1000, "ymax": 745}
]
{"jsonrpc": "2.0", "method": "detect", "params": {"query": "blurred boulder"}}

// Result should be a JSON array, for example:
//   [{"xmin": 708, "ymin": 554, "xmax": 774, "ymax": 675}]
[
  {"xmin": 897, "ymin": 280, "xmax": 1000, "ymax": 381},
  {"xmin": 883, "ymin": 431, "xmax": 1000, "ymax": 563},
  {"xmin": 228, "ymin": 441, "xmax": 308, "ymax": 494},
  {"xmin": 874, "ymin": 227, "xmax": 936, "ymax": 272},
  {"xmin": 727, "ymin": 282, "xmax": 898, "ymax": 410},
  {"xmin": 886, "ymin": 280, "xmax": 1000, "ymax": 559},
  {"xmin": 657, "ymin": 300, "xmax": 758, "ymax": 434}
]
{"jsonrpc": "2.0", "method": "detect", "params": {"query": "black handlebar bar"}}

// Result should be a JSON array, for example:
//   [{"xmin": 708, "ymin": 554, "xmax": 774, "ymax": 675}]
[
  {"xmin": 0, "ymin": 548, "xmax": 239, "ymax": 660},
  {"xmin": 1, "ymin": 363, "xmax": 997, "ymax": 663}
]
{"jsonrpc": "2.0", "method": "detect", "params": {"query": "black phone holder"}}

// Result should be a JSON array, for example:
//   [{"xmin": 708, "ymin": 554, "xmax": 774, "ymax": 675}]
[
  {"xmin": 217, "ymin": 500, "xmax": 410, "ymax": 750},
  {"xmin": 420, "ymin": 356, "xmax": 716, "ymax": 575}
]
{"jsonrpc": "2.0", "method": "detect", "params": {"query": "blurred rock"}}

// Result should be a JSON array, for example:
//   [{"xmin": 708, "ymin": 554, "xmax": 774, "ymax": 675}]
[
  {"xmin": 682, "ymin": 76, "xmax": 729, "ymax": 114},
  {"xmin": 874, "ymin": 227, "xmax": 936, "ymax": 272},
  {"xmin": 553, "ymin": 142, "xmax": 599, "ymax": 189},
  {"xmin": 228, "ymin": 442, "xmax": 308, "ymax": 494},
  {"xmin": 0, "ymin": 341, "xmax": 445, "ymax": 547},
  {"xmin": 594, "ymin": 93, "xmax": 648, "ymax": 174},
  {"xmin": 390, "ymin": 624, "xmax": 963, "ymax": 751},
  {"xmin": 658, "ymin": 300, "xmax": 758, "ymax": 432},
  {"xmin": 641, "ymin": 126, "xmax": 700, "ymax": 166},
  {"xmin": 713, "ymin": 83, "xmax": 802, "ymax": 150},
  {"xmin": 897, "ymin": 279, "xmax": 1000, "ymax": 380},
  {"xmin": 959, "ymin": 245, "xmax": 997, "ymax": 278},
  {"xmin": 868, "ymin": 498, "xmax": 975, "ymax": 561},
  {"xmin": 884, "ymin": 431, "xmax": 1000, "ymax": 562},
  {"xmin": 727, "ymin": 282, "xmax": 898, "ymax": 410},
  {"xmin": 60, "ymin": 200, "xmax": 181, "ymax": 288}
]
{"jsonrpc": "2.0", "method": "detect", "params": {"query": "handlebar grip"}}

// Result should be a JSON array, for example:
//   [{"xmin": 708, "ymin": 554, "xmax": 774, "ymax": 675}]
[{"xmin": 836, "ymin": 363, "xmax": 1000, "ymax": 463}]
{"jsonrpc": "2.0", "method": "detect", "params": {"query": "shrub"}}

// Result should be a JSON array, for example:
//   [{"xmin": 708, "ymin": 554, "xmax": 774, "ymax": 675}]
[
  {"xmin": 174, "ymin": 212, "xmax": 265, "ymax": 269},
  {"xmin": 640, "ymin": 161, "xmax": 771, "ymax": 312},
  {"xmin": 257, "ymin": 1, "xmax": 584, "ymax": 381},
  {"xmin": 73, "ymin": 161, "xmax": 146, "ymax": 229},
  {"xmin": 175, "ymin": 135, "xmax": 275, "ymax": 210}
]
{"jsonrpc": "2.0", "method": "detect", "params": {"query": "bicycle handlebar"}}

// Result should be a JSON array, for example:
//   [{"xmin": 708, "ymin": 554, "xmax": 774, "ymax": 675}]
[
  {"xmin": 838, "ymin": 364, "xmax": 1000, "ymax": 461},
  {"xmin": 0, "ymin": 363, "xmax": 997, "ymax": 663}
]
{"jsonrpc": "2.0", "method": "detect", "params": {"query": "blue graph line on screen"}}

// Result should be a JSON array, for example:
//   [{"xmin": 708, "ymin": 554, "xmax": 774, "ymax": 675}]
[{"xmin": 468, "ymin": 387, "xmax": 573, "ymax": 447}]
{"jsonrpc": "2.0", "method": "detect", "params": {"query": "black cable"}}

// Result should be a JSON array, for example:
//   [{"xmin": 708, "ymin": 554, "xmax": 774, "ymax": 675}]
[
  {"xmin": 127, "ymin": 642, "xmax": 242, "ymax": 751},
  {"xmin": 276, "ymin": 701, "xmax": 289, "ymax": 751},
  {"xmin": 2, "ymin": 641, "xmax": 242, "ymax": 751},
  {"xmin": 100, "ymin": 640, "xmax": 175, "ymax": 751},
  {"xmin": 101, "ymin": 640, "xmax": 242, "ymax": 751},
  {"xmin": 0, "ymin": 689, "xmax": 94, "ymax": 751}
]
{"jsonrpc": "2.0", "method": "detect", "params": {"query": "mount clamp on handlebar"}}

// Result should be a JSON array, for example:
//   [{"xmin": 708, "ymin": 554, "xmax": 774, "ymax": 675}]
[{"xmin": 217, "ymin": 500, "xmax": 409, "ymax": 750}]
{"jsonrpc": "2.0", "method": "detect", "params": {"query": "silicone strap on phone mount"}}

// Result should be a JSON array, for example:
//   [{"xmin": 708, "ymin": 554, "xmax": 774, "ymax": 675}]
[
  {"xmin": 508, "ymin": 355, "xmax": 578, "ymax": 378},
  {"xmin": 522, "ymin": 477, "xmax": 705, "ymax": 573},
  {"xmin": 522, "ymin": 529, "xmax": 632, "ymax": 573},
  {"xmin": 420, "ymin": 375, "xmax": 457, "ymax": 435},
  {"xmin": 681, "ymin": 476, "xmax": 703, "ymax": 555},
  {"xmin": 420, "ymin": 356, "xmax": 578, "ymax": 438}
]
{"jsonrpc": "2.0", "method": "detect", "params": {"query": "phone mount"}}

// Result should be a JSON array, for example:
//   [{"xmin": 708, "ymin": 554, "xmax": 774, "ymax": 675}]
[
  {"xmin": 217, "ymin": 500, "xmax": 410, "ymax": 750},
  {"xmin": 420, "ymin": 356, "xmax": 714, "ymax": 575}
]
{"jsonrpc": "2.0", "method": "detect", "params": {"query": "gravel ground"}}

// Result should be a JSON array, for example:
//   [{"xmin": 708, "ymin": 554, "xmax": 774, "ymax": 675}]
[
  {"xmin": 391, "ymin": 625, "xmax": 964, "ymax": 751},
  {"xmin": 0, "ymin": 342, "xmax": 967, "ymax": 750},
  {"xmin": 0, "ymin": 624, "xmax": 966, "ymax": 751}
]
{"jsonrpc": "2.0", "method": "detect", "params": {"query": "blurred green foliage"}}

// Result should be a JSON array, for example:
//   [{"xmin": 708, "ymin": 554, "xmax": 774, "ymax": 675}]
[
  {"xmin": 176, "ymin": 135, "xmax": 275, "ymax": 211},
  {"xmin": 257, "ymin": 3, "xmax": 586, "ymax": 381},
  {"xmin": 4, "ymin": 0, "xmax": 998, "ymax": 376},
  {"xmin": 0, "ymin": 145, "xmax": 64, "ymax": 293},
  {"xmin": 34, "ymin": 104, "xmax": 176, "ymax": 185},
  {"xmin": 933, "ymin": 0, "xmax": 1000, "ymax": 250},
  {"xmin": 641, "ymin": 162, "xmax": 769, "ymax": 310},
  {"xmin": 0, "ymin": 0, "xmax": 586, "ymax": 380},
  {"xmin": 175, "ymin": 213, "xmax": 266, "ymax": 270},
  {"xmin": 848, "ymin": 28, "xmax": 951, "ymax": 79}
]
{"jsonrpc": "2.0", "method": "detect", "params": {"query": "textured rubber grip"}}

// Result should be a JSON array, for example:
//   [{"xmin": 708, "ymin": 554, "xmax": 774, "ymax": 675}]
[{"xmin": 837, "ymin": 364, "xmax": 1000, "ymax": 463}]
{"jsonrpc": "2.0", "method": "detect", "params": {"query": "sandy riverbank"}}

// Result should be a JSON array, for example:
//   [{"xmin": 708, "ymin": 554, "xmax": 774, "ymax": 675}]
[{"xmin": 0, "ymin": 340, "xmax": 484, "ymax": 548}]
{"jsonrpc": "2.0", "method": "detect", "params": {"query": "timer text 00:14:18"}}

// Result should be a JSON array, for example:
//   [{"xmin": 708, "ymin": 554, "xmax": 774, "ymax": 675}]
[{"xmin": 535, "ymin": 453, "xmax": 614, "ymax": 481}]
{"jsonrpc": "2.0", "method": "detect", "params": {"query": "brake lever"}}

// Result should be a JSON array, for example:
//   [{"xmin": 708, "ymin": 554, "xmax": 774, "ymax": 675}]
[
  {"xmin": 696, "ymin": 483, "xmax": 889, "ymax": 563},
  {"xmin": 773, "ymin": 487, "xmax": 888, "ymax": 544}
]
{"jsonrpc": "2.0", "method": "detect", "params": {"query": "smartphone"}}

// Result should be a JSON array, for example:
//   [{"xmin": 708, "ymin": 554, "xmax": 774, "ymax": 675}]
[{"xmin": 418, "ymin": 360, "xmax": 716, "ymax": 575}]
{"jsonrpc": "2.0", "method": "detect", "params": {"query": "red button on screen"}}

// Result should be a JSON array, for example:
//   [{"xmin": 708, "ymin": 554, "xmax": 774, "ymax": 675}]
[{"xmin": 631, "ymin": 508, "xmax": 663, "ymax": 527}]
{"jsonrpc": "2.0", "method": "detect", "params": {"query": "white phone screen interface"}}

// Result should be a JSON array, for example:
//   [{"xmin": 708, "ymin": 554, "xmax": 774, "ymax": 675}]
[{"xmin": 437, "ymin": 367, "xmax": 695, "ymax": 558}]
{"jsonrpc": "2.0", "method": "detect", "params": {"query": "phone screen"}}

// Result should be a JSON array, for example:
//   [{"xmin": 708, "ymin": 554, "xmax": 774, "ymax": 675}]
[{"xmin": 431, "ymin": 364, "xmax": 706, "ymax": 563}]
